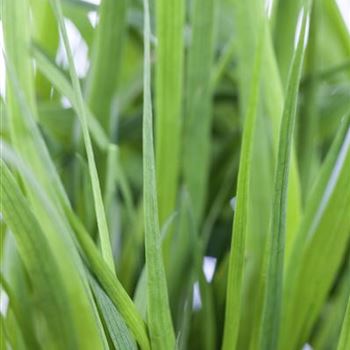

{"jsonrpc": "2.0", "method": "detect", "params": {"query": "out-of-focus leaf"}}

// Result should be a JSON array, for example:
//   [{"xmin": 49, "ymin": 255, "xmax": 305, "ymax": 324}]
[
  {"xmin": 31, "ymin": 0, "xmax": 59, "ymax": 99},
  {"xmin": 32, "ymin": 45, "xmax": 109, "ymax": 151},
  {"xmin": 155, "ymin": 0, "xmax": 185, "ymax": 226},
  {"xmin": 183, "ymin": 0, "xmax": 215, "ymax": 226},
  {"xmin": 85, "ymin": 0, "xmax": 126, "ymax": 134},
  {"xmin": 222, "ymin": 10, "xmax": 265, "ymax": 350},
  {"xmin": 280, "ymin": 113, "xmax": 350, "ymax": 350},
  {"xmin": 337, "ymin": 293, "xmax": 350, "ymax": 350}
]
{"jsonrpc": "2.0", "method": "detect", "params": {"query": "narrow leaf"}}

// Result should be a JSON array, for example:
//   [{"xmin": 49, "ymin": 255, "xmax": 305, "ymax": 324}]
[
  {"xmin": 258, "ymin": 7, "xmax": 310, "ymax": 350},
  {"xmin": 280, "ymin": 113, "xmax": 350, "ymax": 350},
  {"xmin": 155, "ymin": 0, "xmax": 184, "ymax": 225},
  {"xmin": 90, "ymin": 277, "xmax": 137, "ymax": 350},
  {"xmin": 85, "ymin": 0, "xmax": 126, "ymax": 134},
  {"xmin": 183, "ymin": 0, "xmax": 215, "ymax": 226},
  {"xmin": 222, "ymin": 17, "xmax": 265, "ymax": 350},
  {"xmin": 0, "ymin": 160, "xmax": 78, "ymax": 349},
  {"xmin": 143, "ymin": 0, "xmax": 176, "ymax": 348},
  {"xmin": 64, "ymin": 207, "xmax": 151, "ymax": 350},
  {"xmin": 49, "ymin": 0, "xmax": 114, "ymax": 271},
  {"xmin": 338, "ymin": 293, "xmax": 350, "ymax": 350}
]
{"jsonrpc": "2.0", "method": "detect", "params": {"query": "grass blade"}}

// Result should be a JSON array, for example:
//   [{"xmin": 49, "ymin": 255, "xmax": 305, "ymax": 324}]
[
  {"xmin": 258, "ymin": 6, "xmax": 310, "ymax": 350},
  {"xmin": 273, "ymin": 0, "xmax": 305, "ymax": 87},
  {"xmin": 279, "ymin": 113, "xmax": 350, "ymax": 350},
  {"xmin": 183, "ymin": 0, "xmax": 215, "ymax": 226},
  {"xmin": 0, "ymin": 272, "xmax": 40, "ymax": 349},
  {"xmin": 31, "ymin": 0, "xmax": 59, "ymax": 99},
  {"xmin": 1, "ymin": 143, "xmax": 107, "ymax": 350},
  {"xmin": 0, "ymin": 160, "xmax": 79, "ymax": 349},
  {"xmin": 312, "ymin": 258, "xmax": 350, "ymax": 350},
  {"xmin": 85, "ymin": 0, "xmax": 126, "ymax": 134},
  {"xmin": 3, "ymin": 0, "xmax": 69, "ymax": 206},
  {"xmin": 143, "ymin": 0, "xmax": 176, "ymax": 348},
  {"xmin": 3, "ymin": 47, "xmax": 107, "ymax": 350},
  {"xmin": 338, "ymin": 293, "xmax": 350, "ymax": 350},
  {"xmin": 261, "ymin": 18, "xmax": 302, "ymax": 254},
  {"xmin": 2, "ymin": 0, "xmax": 349, "ymax": 348},
  {"xmin": 49, "ymin": 0, "xmax": 114, "ymax": 271},
  {"xmin": 221, "ymin": 17, "xmax": 265, "ymax": 350},
  {"xmin": 297, "ymin": 5, "xmax": 320, "ymax": 201},
  {"xmin": 90, "ymin": 277, "xmax": 138, "ymax": 350},
  {"xmin": 155, "ymin": 0, "xmax": 184, "ymax": 225},
  {"xmin": 2, "ymin": 0, "xmax": 37, "ymax": 119},
  {"xmin": 64, "ymin": 206, "xmax": 151, "ymax": 350},
  {"xmin": 1, "ymin": 144, "xmax": 150, "ymax": 350}
]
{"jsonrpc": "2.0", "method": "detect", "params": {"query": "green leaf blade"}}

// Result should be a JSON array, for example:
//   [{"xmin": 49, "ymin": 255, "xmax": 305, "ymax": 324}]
[
  {"xmin": 49, "ymin": 0, "xmax": 115, "ymax": 272},
  {"xmin": 155, "ymin": 0, "xmax": 185, "ymax": 226},
  {"xmin": 143, "ymin": 0, "xmax": 176, "ymax": 348},
  {"xmin": 222, "ymin": 17, "xmax": 266, "ymax": 350},
  {"xmin": 338, "ymin": 293, "xmax": 350, "ymax": 350},
  {"xmin": 258, "ymin": 7, "xmax": 311, "ymax": 350}
]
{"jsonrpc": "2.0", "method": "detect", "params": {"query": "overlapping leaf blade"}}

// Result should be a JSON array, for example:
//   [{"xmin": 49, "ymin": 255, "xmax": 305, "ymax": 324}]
[
  {"xmin": 49, "ymin": 0, "xmax": 114, "ymax": 270},
  {"xmin": 222, "ymin": 13, "xmax": 265, "ymax": 350},
  {"xmin": 0, "ymin": 160, "xmax": 79, "ymax": 349},
  {"xmin": 257, "ymin": 6, "xmax": 311, "ymax": 350},
  {"xmin": 280, "ymin": 113, "xmax": 350, "ymax": 350}
]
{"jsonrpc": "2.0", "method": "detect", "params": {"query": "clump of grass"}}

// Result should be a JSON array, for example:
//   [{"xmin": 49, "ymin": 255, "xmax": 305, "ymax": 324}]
[{"xmin": 1, "ymin": 0, "xmax": 350, "ymax": 349}]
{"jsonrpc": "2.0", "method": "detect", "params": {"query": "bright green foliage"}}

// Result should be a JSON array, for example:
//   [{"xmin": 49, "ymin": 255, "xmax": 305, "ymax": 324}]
[
  {"xmin": 183, "ymin": 0, "xmax": 216, "ymax": 226},
  {"xmin": 143, "ymin": 0, "xmax": 176, "ymax": 347},
  {"xmin": 258, "ymin": 6, "xmax": 310, "ymax": 350},
  {"xmin": 338, "ymin": 293, "xmax": 350, "ymax": 350},
  {"xmin": 155, "ymin": 0, "xmax": 184, "ymax": 227},
  {"xmin": 1, "ymin": 0, "xmax": 349, "ymax": 349},
  {"xmin": 49, "ymin": 0, "xmax": 115, "ymax": 272},
  {"xmin": 85, "ymin": 0, "xmax": 126, "ymax": 135},
  {"xmin": 0, "ymin": 161, "xmax": 80, "ymax": 349},
  {"xmin": 222, "ymin": 13, "xmax": 265, "ymax": 350}
]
